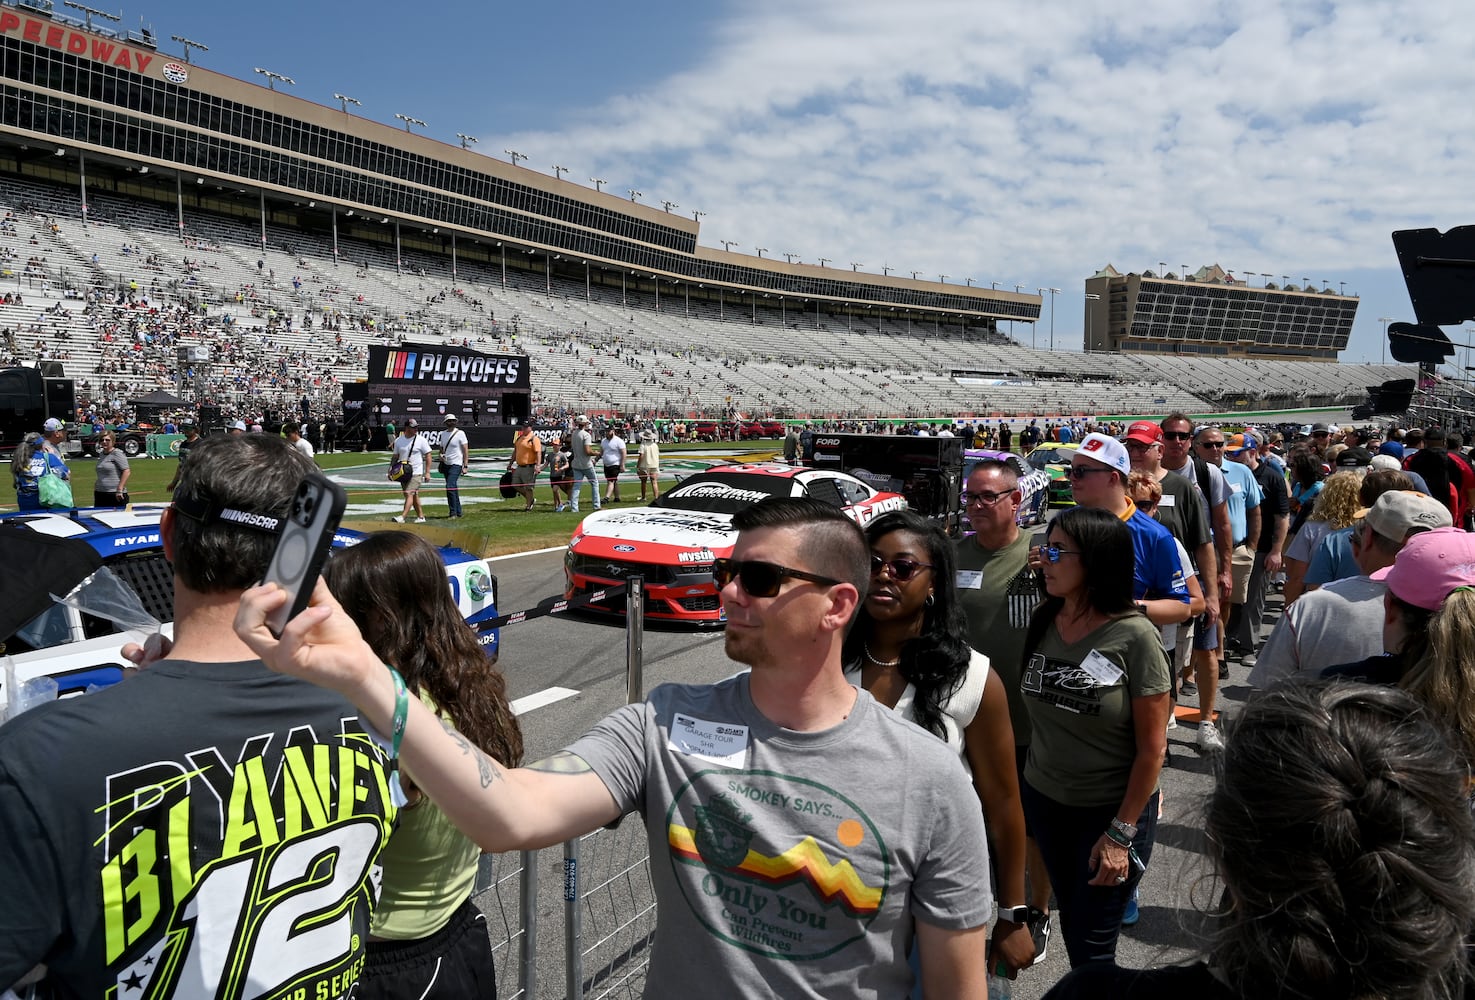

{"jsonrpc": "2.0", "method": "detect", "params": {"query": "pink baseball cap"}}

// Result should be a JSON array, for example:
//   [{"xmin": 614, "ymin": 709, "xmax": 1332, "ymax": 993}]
[{"xmin": 1371, "ymin": 526, "xmax": 1475, "ymax": 611}]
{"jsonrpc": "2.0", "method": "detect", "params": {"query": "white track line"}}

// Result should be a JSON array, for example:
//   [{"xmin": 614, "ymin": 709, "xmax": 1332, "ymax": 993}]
[{"xmin": 510, "ymin": 686, "xmax": 580, "ymax": 716}]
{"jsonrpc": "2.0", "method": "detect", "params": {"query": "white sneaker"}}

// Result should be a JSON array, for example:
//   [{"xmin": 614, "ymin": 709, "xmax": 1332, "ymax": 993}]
[
  {"xmin": 392, "ymin": 516, "xmax": 405, "ymax": 523},
  {"xmin": 1197, "ymin": 720, "xmax": 1225, "ymax": 753},
  {"xmin": 1166, "ymin": 712, "xmax": 1178, "ymax": 731},
  {"xmin": 414, "ymin": 517, "xmax": 427, "ymax": 523}
]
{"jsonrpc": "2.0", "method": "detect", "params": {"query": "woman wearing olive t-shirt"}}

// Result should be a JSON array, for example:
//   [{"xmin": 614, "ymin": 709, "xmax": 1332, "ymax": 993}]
[{"xmin": 1018, "ymin": 506, "xmax": 1171, "ymax": 968}]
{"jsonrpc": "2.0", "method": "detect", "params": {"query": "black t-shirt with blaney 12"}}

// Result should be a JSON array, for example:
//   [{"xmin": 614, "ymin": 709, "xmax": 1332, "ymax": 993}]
[
  {"xmin": 1022, "ymin": 613, "xmax": 1171, "ymax": 807},
  {"xmin": 0, "ymin": 658, "xmax": 397, "ymax": 999}
]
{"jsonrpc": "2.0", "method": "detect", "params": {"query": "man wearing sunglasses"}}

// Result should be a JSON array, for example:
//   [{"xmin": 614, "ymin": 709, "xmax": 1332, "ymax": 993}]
[
  {"xmin": 1061, "ymin": 434, "xmax": 1192, "ymax": 628},
  {"xmin": 239, "ymin": 497, "xmax": 994, "ymax": 998}
]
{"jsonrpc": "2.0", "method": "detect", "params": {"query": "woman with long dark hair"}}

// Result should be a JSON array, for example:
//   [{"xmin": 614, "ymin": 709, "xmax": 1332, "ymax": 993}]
[
  {"xmin": 841, "ymin": 510, "xmax": 1034, "ymax": 975},
  {"xmin": 325, "ymin": 531, "xmax": 523, "ymax": 1000},
  {"xmin": 1018, "ymin": 505, "xmax": 1170, "ymax": 968},
  {"xmin": 1045, "ymin": 680, "xmax": 1475, "ymax": 999}
]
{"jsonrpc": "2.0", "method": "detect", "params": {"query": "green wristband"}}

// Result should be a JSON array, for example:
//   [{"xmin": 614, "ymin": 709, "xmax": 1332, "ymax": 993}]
[
  {"xmin": 386, "ymin": 665, "xmax": 409, "ymax": 761},
  {"xmin": 1103, "ymin": 825, "xmax": 1133, "ymax": 848}
]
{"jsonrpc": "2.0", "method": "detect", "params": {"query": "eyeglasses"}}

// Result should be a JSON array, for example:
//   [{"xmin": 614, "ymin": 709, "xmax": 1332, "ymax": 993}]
[
  {"xmin": 1133, "ymin": 497, "xmax": 1159, "ymax": 510},
  {"xmin": 1161, "ymin": 431, "xmax": 1193, "ymax": 441},
  {"xmin": 870, "ymin": 556, "xmax": 934, "ymax": 581},
  {"xmin": 1198, "ymin": 441, "xmax": 1226, "ymax": 450},
  {"xmin": 711, "ymin": 557, "xmax": 840, "ymax": 597},
  {"xmin": 1068, "ymin": 465, "xmax": 1114, "ymax": 480},
  {"xmin": 1040, "ymin": 544, "xmax": 1082, "ymax": 563},
  {"xmin": 963, "ymin": 490, "xmax": 1013, "ymax": 506}
]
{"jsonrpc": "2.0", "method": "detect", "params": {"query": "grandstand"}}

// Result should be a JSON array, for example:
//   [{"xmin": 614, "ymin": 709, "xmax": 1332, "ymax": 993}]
[{"xmin": 0, "ymin": 5, "xmax": 1418, "ymax": 422}]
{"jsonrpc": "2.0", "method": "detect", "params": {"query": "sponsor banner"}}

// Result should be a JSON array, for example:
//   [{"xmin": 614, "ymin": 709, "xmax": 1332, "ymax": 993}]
[{"xmin": 369, "ymin": 343, "xmax": 529, "ymax": 389}]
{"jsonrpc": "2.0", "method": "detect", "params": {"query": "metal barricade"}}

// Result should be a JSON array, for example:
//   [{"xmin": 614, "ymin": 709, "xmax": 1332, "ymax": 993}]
[{"xmin": 470, "ymin": 575, "xmax": 659, "ymax": 999}]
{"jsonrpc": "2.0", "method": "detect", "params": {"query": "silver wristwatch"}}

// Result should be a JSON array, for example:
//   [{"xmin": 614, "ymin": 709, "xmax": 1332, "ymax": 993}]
[{"xmin": 1110, "ymin": 817, "xmax": 1138, "ymax": 839}]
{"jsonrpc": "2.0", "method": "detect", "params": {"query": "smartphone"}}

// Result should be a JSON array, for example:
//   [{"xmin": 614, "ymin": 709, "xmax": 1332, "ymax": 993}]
[
  {"xmin": 261, "ymin": 472, "xmax": 348, "ymax": 637},
  {"xmin": 1128, "ymin": 845, "xmax": 1147, "ymax": 877}
]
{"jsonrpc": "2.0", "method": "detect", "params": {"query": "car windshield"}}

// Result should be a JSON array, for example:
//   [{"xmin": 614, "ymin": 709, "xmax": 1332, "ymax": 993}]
[
  {"xmin": 1028, "ymin": 448, "xmax": 1073, "ymax": 471},
  {"xmin": 651, "ymin": 472, "xmax": 790, "ymax": 514}
]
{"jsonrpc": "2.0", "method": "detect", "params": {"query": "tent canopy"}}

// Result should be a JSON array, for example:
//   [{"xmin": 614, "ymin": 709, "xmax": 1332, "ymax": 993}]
[{"xmin": 128, "ymin": 389, "xmax": 191, "ymax": 408}]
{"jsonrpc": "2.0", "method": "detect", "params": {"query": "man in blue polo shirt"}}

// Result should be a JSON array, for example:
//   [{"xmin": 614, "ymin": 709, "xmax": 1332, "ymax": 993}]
[{"xmin": 1060, "ymin": 433, "xmax": 1192, "ymax": 626}]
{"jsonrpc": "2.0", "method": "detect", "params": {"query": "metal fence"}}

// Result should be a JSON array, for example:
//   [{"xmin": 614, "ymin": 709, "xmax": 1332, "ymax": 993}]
[{"xmin": 470, "ymin": 577, "xmax": 658, "ymax": 999}]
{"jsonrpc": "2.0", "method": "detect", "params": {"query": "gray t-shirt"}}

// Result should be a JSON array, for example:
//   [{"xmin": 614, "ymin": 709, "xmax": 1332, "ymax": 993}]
[
  {"xmin": 570, "ymin": 427, "xmax": 595, "ymax": 470},
  {"xmin": 568, "ymin": 674, "xmax": 991, "ymax": 999},
  {"xmin": 1248, "ymin": 575, "xmax": 1388, "ymax": 687}
]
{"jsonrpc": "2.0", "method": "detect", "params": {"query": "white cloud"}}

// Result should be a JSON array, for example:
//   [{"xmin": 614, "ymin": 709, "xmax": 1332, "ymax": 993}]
[{"xmin": 487, "ymin": 0, "xmax": 1475, "ymax": 348}]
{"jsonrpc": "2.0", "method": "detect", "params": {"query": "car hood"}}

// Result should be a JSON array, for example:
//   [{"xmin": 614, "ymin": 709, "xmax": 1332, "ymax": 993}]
[{"xmin": 573, "ymin": 506, "xmax": 736, "ymax": 555}]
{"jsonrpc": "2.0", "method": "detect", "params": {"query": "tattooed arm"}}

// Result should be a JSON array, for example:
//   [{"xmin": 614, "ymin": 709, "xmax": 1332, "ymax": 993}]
[{"xmin": 235, "ymin": 579, "xmax": 621, "ymax": 853}]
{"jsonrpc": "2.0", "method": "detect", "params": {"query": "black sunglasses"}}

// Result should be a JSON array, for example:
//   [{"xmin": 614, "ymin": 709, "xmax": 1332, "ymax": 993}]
[
  {"xmin": 870, "ymin": 556, "xmax": 934, "ymax": 581},
  {"xmin": 1161, "ymin": 430, "xmax": 1193, "ymax": 441},
  {"xmin": 711, "ymin": 557, "xmax": 841, "ymax": 597}
]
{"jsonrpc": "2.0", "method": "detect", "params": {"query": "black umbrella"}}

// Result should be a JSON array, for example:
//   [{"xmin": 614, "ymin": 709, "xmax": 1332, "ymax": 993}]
[{"xmin": 0, "ymin": 525, "xmax": 102, "ymax": 640}]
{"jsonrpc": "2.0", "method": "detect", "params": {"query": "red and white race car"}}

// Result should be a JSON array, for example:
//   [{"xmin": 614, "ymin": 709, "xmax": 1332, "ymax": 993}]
[{"xmin": 563, "ymin": 462, "xmax": 908, "ymax": 626}]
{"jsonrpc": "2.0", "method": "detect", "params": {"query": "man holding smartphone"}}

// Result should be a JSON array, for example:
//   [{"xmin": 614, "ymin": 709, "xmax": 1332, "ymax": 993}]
[
  {"xmin": 0, "ymin": 434, "xmax": 398, "ymax": 999},
  {"xmin": 237, "ymin": 498, "xmax": 993, "ymax": 997}
]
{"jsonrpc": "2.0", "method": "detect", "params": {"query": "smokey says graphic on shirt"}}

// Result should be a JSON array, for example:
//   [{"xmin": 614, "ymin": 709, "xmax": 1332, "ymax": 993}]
[{"xmin": 665, "ymin": 769, "xmax": 889, "ymax": 960}]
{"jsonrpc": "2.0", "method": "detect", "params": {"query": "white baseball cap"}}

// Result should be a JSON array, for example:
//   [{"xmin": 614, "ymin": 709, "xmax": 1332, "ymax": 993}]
[
  {"xmin": 43, "ymin": 417, "xmax": 64, "ymax": 432},
  {"xmin": 1077, "ymin": 432, "xmax": 1130, "ymax": 476}
]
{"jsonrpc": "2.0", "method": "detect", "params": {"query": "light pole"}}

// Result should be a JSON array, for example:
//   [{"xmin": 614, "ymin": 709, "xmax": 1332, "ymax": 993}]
[
  {"xmin": 1085, "ymin": 292, "xmax": 1102, "ymax": 350},
  {"xmin": 628, "ymin": 189, "xmax": 642, "ymax": 203},
  {"xmin": 504, "ymin": 149, "xmax": 526, "ymax": 166},
  {"xmin": 171, "ymin": 34, "xmax": 209, "ymax": 63},
  {"xmin": 335, "ymin": 93, "xmax": 362, "ymax": 114},
  {"xmin": 552, "ymin": 164, "xmax": 568, "ymax": 180},
  {"xmin": 850, "ymin": 262, "xmax": 864, "ymax": 271},
  {"xmin": 661, "ymin": 200, "xmax": 679, "ymax": 213},
  {"xmin": 1037, "ymin": 288, "xmax": 1060, "ymax": 349},
  {"xmin": 456, "ymin": 133, "xmax": 477, "ymax": 150},
  {"xmin": 755, "ymin": 247, "xmax": 768, "ymax": 259},
  {"xmin": 395, "ymin": 114, "xmax": 426, "ymax": 132},
  {"xmin": 720, "ymin": 240, "xmax": 737, "ymax": 252},
  {"xmin": 64, "ymin": 3, "xmax": 118, "ymax": 31},
  {"xmin": 590, "ymin": 177, "xmax": 607, "ymax": 192},
  {"xmin": 938, "ymin": 274, "xmax": 948, "ymax": 283},
  {"xmin": 1378, "ymin": 316, "xmax": 1394, "ymax": 365},
  {"xmin": 692, "ymin": 210, "xmax": 706, "ymax": 224},
  {"xmin": 254, "ymin": 67, "xmax": 295, "ymax": 91},
  {"xmin": 1261, "ymin": 273, "xmax": 1272, "ymax": 287},
  {"xmin": 784, "ymin": 252, "xmax": 800, "ymax": 264},
  {"xmin": 817, "ymin": 257, "xmax": 831, "ymax": 268}
]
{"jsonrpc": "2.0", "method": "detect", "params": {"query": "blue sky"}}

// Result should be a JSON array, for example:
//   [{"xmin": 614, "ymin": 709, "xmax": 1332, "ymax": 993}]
[{"xmin": 129, "ymin": 0, "xmax": 1475, "ymax": 364}]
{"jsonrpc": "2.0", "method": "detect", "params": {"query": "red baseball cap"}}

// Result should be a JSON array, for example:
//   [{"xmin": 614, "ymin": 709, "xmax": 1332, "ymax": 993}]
[{"xmin": 1123, "ymin": 421, "xmax": 1163, "ymax": 445}]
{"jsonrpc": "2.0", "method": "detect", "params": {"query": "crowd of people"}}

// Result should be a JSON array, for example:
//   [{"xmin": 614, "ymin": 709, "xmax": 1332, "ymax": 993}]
[{"xmin": 6, "ymin": 408, "xmax": 1475, "ymax": 1000}]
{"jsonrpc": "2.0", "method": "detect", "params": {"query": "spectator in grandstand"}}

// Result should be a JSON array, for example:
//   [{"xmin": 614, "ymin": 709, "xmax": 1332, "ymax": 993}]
[
  {"xmin": 1043, "ymin": 679, "xmax": 1475, "ymax": 1000},
  {"xmin": 1019, "ymin": 505, "xmax": 1171, "ymax": 967},
  {"xmin": 1224, "ymin": 436, "xmax": 1288, "ymax": 665},
  {"xmin": 955, "ymin": 459, "xmax": 1053, "ymax": 957},
  {"xmin": 567, "ymin": 414, "xmax": 601, "ymax": 513},
  {"xmin": 600, "ymin": 424, "xmax": 627, "ymax": 504},
  {"xmin": 1303, "ymin": 470, "xmax": 1413, "ymax": 592},
  {"xmin": 285, "ymin": 421, "xmax": 315, "ymax": 459},
  {"xmin": 91, "ymin": 431, "xmax": 130, "ymax": 507},
  {"xmin": 164, "ymin": 418, "xmax": 201, "ymax": 494},
  {"xmin": 1283, "ymin": 471, "xmax": 1362, "ymax": 606},
  {"xmin": 1197, "ymin": 429, "xmax": 1262, "ymax": 671},
  {"xmin": 1406, "ymin": 427, "xmax": 1465, "ymax": 520},
  {"xmin": 236, "ymin": 497, "xmax": 993, "ymax": 997},
  {"xmin": 636, "ymin": 427, "xmax": 661, "ymax": 502},
  {"xmin": 0, "ymin": 434, "xmax": 397, "ymax": 999},
  {"xmin": 392, "ymin": 419, "xmax": 432, "ymax": 524},
  {"xmin": 1251, "ymin": 490, "xmax": 1451, "ymax": 687},
  {"xmin": 844, "ymin": 510, "xmax": 1033, "ymax": 975},
  {"xmin": 442, "ymin": 418, "xmax": 472, "ymax": 522},
  {"xmin": 326, "ymin": 531, "xmax": 522, "ymax": 1000}
]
